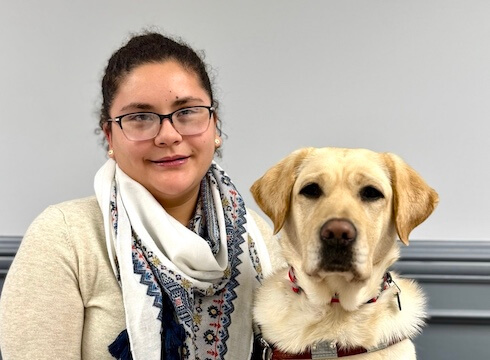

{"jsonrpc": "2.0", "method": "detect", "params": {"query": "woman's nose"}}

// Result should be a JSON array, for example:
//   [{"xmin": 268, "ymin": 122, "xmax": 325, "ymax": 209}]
[{"xmin": 154, "ymin": 118, "xmax": 183, "ymax": 145}]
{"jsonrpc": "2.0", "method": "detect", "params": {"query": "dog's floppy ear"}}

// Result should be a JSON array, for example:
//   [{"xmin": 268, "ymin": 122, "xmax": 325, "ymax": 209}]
[
  {"xmin": 383, "ymin": 153, "xmax": 439, "ymax": 245},
  {"xmin": 251, "ymin": 148, "xmax": 313, "ymax": 234}
]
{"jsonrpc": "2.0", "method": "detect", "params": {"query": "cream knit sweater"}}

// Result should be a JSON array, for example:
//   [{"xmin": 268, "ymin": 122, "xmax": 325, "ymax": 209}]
[{"xmin": 0, "ymin": 196, "xmax": 273, "ymax": 360}]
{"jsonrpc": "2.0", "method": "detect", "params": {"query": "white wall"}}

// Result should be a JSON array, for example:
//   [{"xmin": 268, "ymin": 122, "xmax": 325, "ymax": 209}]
[{"xmin": 1, "ymin": 0, "xmax": 489, "ymax": 240}]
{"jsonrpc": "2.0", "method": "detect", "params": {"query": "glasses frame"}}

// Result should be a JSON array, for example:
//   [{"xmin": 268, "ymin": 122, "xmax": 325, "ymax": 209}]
[{"xmin": 107, "ymin": 105, "xmax": 215, "ymax": 141}]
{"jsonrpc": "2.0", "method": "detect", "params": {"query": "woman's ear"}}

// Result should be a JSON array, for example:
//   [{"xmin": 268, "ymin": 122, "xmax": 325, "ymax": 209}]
[
  {"xmin": 214, "ymin": 136, "xmax": 222, "ymax": 148},
  {"xmin": 103, "ymin": 123, "xmax": 115, "ymax": 159},
  {"xmin": 103, "ymin": 123, "xmax": 113, "ymax": 147}
]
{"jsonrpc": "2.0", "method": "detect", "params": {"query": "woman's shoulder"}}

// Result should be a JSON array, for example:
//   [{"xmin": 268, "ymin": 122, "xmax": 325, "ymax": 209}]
[
  {"xmin": 246, "ymin": 207, "xmax": 287, "ymax": 271},
  {"xmin": 24, "ymin": 195, "xmax": 104, "ymax": 248},
  {"xmin": 48, "ymin": 195, "xmax": 101, "ymax": 214},
  {"xmin": 246, "ymin": 207, "xmax": 272, "ymax": 237},
  {"xmin": 36, "ymin": 195, "xmax": 102, "ymax": 226}
]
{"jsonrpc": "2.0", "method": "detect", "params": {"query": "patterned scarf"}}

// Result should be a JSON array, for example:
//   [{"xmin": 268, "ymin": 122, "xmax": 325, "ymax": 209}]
[{"xmin": 94, "ymin": 159, "xmax": 271, "ymax": 360}]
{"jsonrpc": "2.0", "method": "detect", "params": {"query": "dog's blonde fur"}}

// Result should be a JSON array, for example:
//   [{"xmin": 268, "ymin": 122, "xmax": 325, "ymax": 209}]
[{"xmin": 251, "ymin": 147, "xmax": 438, "ymax": 359}]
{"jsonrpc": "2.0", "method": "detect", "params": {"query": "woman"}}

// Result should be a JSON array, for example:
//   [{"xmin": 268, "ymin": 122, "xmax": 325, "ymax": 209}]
[{"xmin": 0, "ymin": 31, "xmax": 272, "ymax": 360}]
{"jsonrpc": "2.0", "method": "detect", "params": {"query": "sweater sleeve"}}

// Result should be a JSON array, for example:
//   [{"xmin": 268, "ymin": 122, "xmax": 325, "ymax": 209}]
[{"xmin": 0, "ymin": 206, "xmax": 84, "ymax": 359}]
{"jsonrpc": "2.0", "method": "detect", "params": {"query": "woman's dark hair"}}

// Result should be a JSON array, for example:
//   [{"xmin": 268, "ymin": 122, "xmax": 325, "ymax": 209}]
[{"xmin": 98, "ymin": 31, "xmax": 222, "ymax": 151}]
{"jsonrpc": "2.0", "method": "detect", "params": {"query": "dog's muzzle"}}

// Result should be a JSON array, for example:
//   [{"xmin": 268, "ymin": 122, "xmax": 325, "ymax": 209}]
[{"xmin": 319, "ymin": 219, "xmax": 357, "ymax": 271}]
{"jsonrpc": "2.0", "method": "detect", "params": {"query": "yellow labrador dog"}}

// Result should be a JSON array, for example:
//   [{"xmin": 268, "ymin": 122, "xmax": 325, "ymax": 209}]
[{"xmin": 251, "ymin": 147, "xmax": 438, "ymax": 360}]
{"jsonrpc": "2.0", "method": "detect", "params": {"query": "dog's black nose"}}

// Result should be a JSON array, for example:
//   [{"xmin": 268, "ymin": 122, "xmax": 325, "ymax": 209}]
[{"xmin": 320, "ymin": 219, "xmax": 357, "ymax": 246}]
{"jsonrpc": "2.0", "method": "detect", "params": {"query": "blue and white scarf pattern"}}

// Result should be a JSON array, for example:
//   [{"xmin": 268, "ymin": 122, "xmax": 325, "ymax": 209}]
[{"xmin": 95, "ymin": 159, "xmax": 271, "ymax": 360}]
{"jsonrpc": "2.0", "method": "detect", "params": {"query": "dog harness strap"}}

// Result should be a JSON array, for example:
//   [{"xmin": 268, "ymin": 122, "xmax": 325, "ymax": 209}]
[
  {"xmin": 268, "ymin": 337, "xmax": 405, "ymax": 359},
  {"xmin": 272, "ymin": 349, "xmax": 312, "ymax": 359}
]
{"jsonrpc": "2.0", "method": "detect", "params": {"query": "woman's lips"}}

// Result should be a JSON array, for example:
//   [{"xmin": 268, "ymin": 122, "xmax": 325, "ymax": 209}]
[{"xmin": 151, "ymin": 155, "xmax": 189, "ymax": 166}]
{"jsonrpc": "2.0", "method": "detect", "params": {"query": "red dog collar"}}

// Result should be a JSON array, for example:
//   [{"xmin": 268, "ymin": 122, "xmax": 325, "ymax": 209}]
[{"xmin": 288, "ymin": 266, "xmax": 402, "ymax": 310}]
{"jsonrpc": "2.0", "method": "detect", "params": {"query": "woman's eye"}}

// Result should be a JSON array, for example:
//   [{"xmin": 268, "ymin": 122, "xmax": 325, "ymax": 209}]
[
  {"xmin": 176, "ymin": 108, "xmax": 198, "ymax": 118},
  {"xmin": 360, "ymin": 186, "xmax": 384, "ymax": 201},
  {"xmin": 126, "ymin": 113, "xmax": 153, "ymax": 122}
]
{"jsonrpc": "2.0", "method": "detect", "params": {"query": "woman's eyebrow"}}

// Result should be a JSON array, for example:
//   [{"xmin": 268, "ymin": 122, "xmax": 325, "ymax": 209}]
[
  {"xmin": 119, "ymin": 97, "xmax": 206, "ymax": 113},
  {"xmin": 173, "ymin": 96, "xmax": 205, "ymax": 107},
  {"xmin": 119, "ymin": 102, "xmax": 154, "ymax": 113}
]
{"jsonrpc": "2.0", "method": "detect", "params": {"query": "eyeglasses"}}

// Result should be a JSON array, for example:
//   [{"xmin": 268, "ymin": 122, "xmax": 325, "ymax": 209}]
[{"xmin": 107, "ymin": 105, "xmax": 215, "ymax": 141}]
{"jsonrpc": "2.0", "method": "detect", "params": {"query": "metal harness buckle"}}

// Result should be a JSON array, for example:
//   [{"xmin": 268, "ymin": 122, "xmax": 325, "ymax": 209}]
[
  {"xmin": 311, "ymin": 341, "xmax": 338, "ymax": 359},
  {"xmin": 260, "ymin": 337, "xmax": 273, "ymax": 360}
]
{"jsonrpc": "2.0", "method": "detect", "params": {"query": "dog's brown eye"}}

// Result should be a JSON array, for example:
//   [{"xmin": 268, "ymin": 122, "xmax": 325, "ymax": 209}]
[
  {"xmin": 360, "ymin": 186, "xmax": 384, "ymax": 201},
  {"xmin": 299, "ymin": 183, "xmax": 323, "ymax": 198}
]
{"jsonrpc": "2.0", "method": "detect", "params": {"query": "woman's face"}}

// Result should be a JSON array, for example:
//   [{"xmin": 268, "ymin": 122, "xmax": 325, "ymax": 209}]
[{"xmin": 105, "ymin": 60, "xmax": 219, "ymax": 209}]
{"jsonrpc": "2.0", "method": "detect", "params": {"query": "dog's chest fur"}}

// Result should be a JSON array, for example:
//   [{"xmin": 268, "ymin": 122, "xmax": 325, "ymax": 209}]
[{"xmin": 254, "ymin": 271, "xmax": 425, "ymax": 358}]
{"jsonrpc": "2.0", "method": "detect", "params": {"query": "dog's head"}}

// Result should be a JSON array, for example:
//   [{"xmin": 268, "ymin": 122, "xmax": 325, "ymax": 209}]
[{"xmin": 251, "ymin": 147, "xmax": 438, "ymax": 282}]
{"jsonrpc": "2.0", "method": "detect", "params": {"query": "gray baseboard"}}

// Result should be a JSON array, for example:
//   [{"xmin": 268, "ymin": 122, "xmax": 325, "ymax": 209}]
[
  {"xmin": 0, "ymin": 236, "xmax": 22, "ymax": 360},
  {"xmin": 392, "ymin": 240, "xmax": 490, "ymax": 359},
  {"xmin": 0, "ymin": 236, "xmax": 21, "ymax": 296}
]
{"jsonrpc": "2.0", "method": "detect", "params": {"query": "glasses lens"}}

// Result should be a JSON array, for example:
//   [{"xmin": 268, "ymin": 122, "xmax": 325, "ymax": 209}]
[
  {"xmin": 172, "ymin": 107, "xmax": 211, "ymax": 135},
  {"xmin": 120, "ymin": 113, "xmax": 160, "ymax": 141}
]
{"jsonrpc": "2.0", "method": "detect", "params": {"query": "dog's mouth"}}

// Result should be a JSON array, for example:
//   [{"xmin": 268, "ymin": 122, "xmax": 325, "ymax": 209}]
[{"xmin": 320, "ymin": 243, "xmax": 354, "ymax": 272}]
